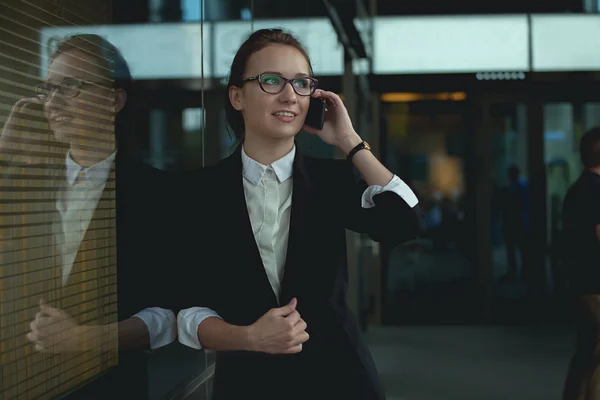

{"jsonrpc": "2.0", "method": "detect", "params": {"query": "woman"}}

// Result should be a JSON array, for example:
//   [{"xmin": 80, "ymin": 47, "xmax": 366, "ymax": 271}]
[
  {"xmin": 0, "ymin": 34, "xmax": 176, "ymax": 399},
  {"xmin": 176, "ymin": 29, "xmax": 422, "ymax": 400}
]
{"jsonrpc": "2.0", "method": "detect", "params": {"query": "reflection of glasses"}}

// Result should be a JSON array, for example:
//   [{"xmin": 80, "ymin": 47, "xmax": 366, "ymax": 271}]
[
  {"xmin": 242, "ymin": 73, "xmax": 318, "ymax": 96},
  {"xmin": 35, "ymin": 78, "xmax": 107, "ymax": 102}
]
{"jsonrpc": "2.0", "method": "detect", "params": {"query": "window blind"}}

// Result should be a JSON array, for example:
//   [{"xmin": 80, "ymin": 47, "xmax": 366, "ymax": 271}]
[{"xmin": 0, "ymin": 1, "xmax": 118, "ymax": 399}]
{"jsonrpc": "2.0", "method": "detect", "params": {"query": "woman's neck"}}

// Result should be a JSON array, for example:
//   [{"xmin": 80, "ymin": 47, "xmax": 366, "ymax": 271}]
[
  {"xmin": 70, "ymin": 146, "xmax": 115, "ymax": 168},
  {"xmin": 242, "ymin": 134, "xmax": 294, "ymax": 166}
]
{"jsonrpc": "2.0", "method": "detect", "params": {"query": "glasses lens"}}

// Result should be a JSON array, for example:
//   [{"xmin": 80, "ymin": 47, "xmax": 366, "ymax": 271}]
[
  {"xmin": 259, "ymin": 74, "xmax": 285, "ymax": 94},
  {"xmin": 292, "ymin": 78, "xmax": 315, "ymax": 96},
  {"xmin": 35, "ymin": 84, "xmax": 52, "ymax": 102},
  {"xmin": 61, "ymin": 78, "xmax": 81, "ymax": 98}
]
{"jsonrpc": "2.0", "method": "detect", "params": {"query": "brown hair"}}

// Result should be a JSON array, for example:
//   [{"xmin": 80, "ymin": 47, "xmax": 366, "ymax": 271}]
[
  {"xmin": 580, "ymin": 126, "xmax": 600, "ymax": 169},
  {"xmin": 224, "ymin": 28, "xmax": 314, "ymax": 145},
  {"xmin": 51, "ymin": 34, "xmax": 133, "ymax": 147}
]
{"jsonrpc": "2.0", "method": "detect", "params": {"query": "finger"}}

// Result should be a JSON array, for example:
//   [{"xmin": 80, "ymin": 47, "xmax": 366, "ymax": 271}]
[
  {"xmin": 282, "ymin": 344, "xmax": 303, "ymax": 354},
  {"xmin": 284, "ymin": 310, "xmax": 301, "ymax": 326},
  {"xmin": 15, "ymin": 98, "xmax": 41, "ymax": 116},
  {"xmin": 39, "ymin": 300, "xmax": 62, "ymax": 318},
  {"xmin": 13, "ymin": 98, "xmax": 31, "ymax": 112},
  {"xmin": 313, "ymin": 90, "xmax": 341, "ymax": 107},
  {"xmin": 272, "ymin": 298, "xmax": 297, "ymax": 317},
  {"xmin": 291, "ymin": 331, "xmax": 309, "ymax": 347},
  {"xmin": 35, "ymin": 342, "xmax": 44, "ymax": 352},
  {"xmin": 35, "ymin": 310, "xmax": 48, "ymax": 321},
  {"xmin": 39, "ymin": 298, "xmax": 49, "ymax": 315},
  {"xmin": 293, "ymin": 318, "xmax": 307, "ymax": 334},
  {"xmin": 26, "ymin": 332, "xmax": 39, "ymax": 343}
]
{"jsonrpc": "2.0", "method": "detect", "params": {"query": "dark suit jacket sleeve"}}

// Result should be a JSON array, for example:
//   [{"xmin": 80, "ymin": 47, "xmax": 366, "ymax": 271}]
[
  {"xmin": 160, "ymin": 167, "xmax": 219, "ymax": 315},
  {"xmin": 329, "ymin": 160, "xmax": 423, "ymax": 246}
]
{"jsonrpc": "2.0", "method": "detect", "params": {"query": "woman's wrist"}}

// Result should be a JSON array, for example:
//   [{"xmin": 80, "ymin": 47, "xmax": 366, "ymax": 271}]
[
  {"xmin": 242, "ymin": 324, "xmax": 257, "ymax": 352},
  {"xmin": 337, "ymin": 132, "xmax": 363, "ymax": 156}
]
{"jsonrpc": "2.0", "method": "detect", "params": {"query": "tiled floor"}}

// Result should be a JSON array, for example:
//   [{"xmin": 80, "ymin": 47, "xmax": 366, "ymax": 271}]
[{"xmin": 366, "ymin": 325, "xmax": 575, "ymax": 400}]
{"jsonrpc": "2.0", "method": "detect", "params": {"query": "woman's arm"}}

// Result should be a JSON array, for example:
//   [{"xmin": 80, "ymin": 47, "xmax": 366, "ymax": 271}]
[
  {"xmin": 27, "ymin": 302, "xmax": 176, "ymax": 353},
  {"xmin": 195, "ymin": 316, "xmax": 252, "ymax": 351},
  {"xmin": 303, "ymin": 90, "xmax": 422, "ymax": 245},
  {"xmin": 178, "ymin": 298, "xmax": 309, "ymax": 354},
  {"xmin": 337, "ymin": 134, "xmax": 393, "ymax": 188}
]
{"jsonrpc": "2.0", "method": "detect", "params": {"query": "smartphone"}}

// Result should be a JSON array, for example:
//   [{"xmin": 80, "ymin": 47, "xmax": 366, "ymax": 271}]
[{"xmin": 304, "ymin": 97, "xmax": 326, "ymax": 130}]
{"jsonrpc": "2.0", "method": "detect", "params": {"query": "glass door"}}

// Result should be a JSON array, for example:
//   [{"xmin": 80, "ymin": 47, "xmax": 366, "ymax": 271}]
[{"xmin": 380, "ymin": 94, "xmax": 473, "ymax": 324}]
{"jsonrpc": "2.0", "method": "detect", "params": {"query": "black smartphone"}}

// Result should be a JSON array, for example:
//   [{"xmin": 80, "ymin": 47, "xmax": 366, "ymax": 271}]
[{"xmin": 304, "ymin": 97, "xmax": 326, "ymax": 130}]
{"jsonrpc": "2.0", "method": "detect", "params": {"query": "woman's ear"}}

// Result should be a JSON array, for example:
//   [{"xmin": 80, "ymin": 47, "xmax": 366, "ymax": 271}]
[
  {"xmin": 114, "ymin": 88, "xmax": 127, "ymax": 113},
  {"xmin": 229, "ymin": 86, "xmax": 244, "ymax": 111}
]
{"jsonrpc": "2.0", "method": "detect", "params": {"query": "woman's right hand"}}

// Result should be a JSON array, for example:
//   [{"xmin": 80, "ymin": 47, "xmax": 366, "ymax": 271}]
[
  {"xmin": 246, "ymin": 298, "xmax": 309, "ymax": 354},
  {"xmin": 1, "ymin": 98, "xmax": 50, "ymax": 164},
  {"xmin": 2, "ymin": 98, "xmax": 45, "ymax": 138}
]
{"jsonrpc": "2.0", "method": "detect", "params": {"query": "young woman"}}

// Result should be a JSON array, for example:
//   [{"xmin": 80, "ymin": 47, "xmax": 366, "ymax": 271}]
[{"xmin": 176, "ymin": 29, "xmax": 422, "ymax": 400}]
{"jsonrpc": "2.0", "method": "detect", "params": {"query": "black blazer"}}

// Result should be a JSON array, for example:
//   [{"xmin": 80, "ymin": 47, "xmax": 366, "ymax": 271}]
[{"xmin": 176, "ymin": 145, "xmax": 422, "ymax": 400}]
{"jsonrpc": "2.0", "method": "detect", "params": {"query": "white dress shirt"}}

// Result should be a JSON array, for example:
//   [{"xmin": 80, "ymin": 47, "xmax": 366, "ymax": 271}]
[
  {"xmin": 58, "ymin": 151, "xmax": 176, "ymax": 350},
  {"xmin": 177, "ymin": 146, "xmax": 419, "ymax": 350}
]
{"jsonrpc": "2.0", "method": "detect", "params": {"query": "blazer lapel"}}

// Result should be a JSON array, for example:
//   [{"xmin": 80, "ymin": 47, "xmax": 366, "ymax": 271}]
[
  {"xmin": 219, "ymin": 146, "xmax": 279, "ymax": 306},
  {"xmin": 279, "ymin": 151, "xmax": 313, "ymax": 305}
]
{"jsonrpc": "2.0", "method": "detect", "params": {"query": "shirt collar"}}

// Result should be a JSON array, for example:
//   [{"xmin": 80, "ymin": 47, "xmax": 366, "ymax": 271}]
[
  {"xmin": 241, "ymin": 146, "xmax": 295, "ymax": 185},
  {"xmin": 66, "ymin": 150, "xmax": 117, "ymax": 187}
]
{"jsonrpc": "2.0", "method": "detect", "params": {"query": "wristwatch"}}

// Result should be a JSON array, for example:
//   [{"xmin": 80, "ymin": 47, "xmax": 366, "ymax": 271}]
[{"xmin": 346, "ymin": 141, "xmax": 371, "ymax": 162}]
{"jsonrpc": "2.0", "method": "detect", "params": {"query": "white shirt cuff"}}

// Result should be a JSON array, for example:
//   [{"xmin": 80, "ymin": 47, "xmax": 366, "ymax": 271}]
[
  {"xmin": 177, "ymin": 307, "xmax": 222, "ymax": 350},
  {"xmin": 132, "ymin": 307, "xmax": 177, "ymax": 350},
  {"xmin": 361, "ymin": 175, "xmax": 419, "ymax": 209}
]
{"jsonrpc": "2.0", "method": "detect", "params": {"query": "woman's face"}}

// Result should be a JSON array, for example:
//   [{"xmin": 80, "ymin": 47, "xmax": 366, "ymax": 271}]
[
  {"xmin": 230, "ymin": 44, "xmax": 312, "ymax": 142},
  {"xmin": 43, "ymin": 49, "xmax": 123, "ymax": 154}
]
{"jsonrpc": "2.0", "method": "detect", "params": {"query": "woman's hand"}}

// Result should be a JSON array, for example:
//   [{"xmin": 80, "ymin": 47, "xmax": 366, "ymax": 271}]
[
  {"xmin": 246, "ymin": 298, "xmax": 309, "ymax": 354},
  {"xmin": 1, "ymin": 97, "xmax": 52, "ymax": 164},
  {"xmin": 302, "ymin": 89, "xmax": 362, "ymax": 155},
  {"xmin": 26, "ymin": 299, "xmax": 82, "ymax": 353}
]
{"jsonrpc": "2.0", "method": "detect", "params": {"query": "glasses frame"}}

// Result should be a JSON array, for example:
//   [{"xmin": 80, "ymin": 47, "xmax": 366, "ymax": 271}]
[
  {"xmin": 242, "ymin": 73, "xmax": 318, "ymax": 96},
  {"xmin": 35, "ymin": 78, "xmax": 109, "ymax": 102}
]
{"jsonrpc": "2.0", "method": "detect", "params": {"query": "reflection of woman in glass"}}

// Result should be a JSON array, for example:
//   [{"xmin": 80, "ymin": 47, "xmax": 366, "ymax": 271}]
[
  {"xmin": 176, "ymin": 29, "xmax": 422, "ymax": 400},
  {"xmin": 1, "ymin": 35, "xmax": 174, "ymax": 399}
]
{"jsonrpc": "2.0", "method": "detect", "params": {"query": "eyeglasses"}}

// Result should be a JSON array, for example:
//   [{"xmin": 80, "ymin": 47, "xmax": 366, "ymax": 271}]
[
  {"xmin": 242, "ymin": 73, "xmax": 318, "ymax": 96},
  {"xmin": 35, "ymin": 77, "xmax": 107, "ymax": 102}
]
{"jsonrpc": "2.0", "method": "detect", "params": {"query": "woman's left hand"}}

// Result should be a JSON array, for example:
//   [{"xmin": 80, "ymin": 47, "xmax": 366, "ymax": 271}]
[{"xmin": 302, "ymin": 90, "xmax": 362, "ymax": 154}]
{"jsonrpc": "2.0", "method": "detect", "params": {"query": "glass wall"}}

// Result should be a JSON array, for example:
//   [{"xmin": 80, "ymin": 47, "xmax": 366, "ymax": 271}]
[
  {"xmin": 0, "ymin": 0, "xmax": 346, "ymax": 399},
  {"xmin": 0, "ymin": 3, "xmax": 120, "ymax": 399}
]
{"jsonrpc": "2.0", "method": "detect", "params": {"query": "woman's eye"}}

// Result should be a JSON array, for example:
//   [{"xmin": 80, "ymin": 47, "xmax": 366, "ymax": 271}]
[
  {"xmin": 261, "ymin": 75, "xmax": 282, "ymax": 85},
  {"xmin": 294, "ymin": 79, "xmax": 308, "ymax": 88}
]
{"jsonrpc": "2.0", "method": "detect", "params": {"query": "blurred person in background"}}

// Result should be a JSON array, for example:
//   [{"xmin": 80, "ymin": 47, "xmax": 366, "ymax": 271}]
[
  {"xmin": 561, "ymin": 127, "xmax": 600, "ymax": 400},
  {"xmin": 499, "ymin": 164, "xmax": 530, "ymax": 282}
]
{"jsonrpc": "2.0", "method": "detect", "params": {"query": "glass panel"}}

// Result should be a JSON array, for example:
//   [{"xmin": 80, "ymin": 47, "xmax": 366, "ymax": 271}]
[
  {"xmin": 543, "ymin": 103, "xmax": 575, "ymax": 300},
  {"xmin": 488, "ymin": 102, "xmax": 529, "ymax": 321},
  {"xmin": 0, "ymin": 0, "xmax": 229, "ymax": 398},
  {"xmin": 381, "ymin": 97, "xmax": 472, "ymax": 324}
]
